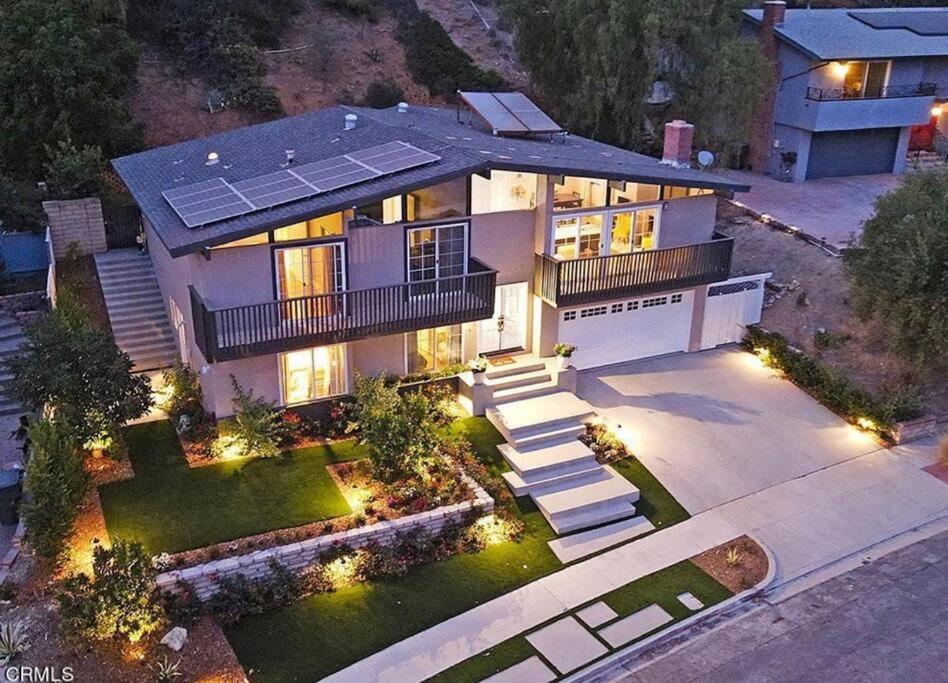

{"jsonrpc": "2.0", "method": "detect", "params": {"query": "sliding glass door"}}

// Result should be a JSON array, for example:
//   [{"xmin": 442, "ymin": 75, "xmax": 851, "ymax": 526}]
[
  {"xmin": 407, "ymin": 223, "xmax": 467, "ymax": 296},
  {"xmin": 275, "ymin": 243, "xmax": 345, "ymax": 318}
]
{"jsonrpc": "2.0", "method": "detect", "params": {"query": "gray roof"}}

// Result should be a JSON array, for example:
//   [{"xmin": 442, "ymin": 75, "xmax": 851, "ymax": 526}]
[
  {"xmin": 744, "ymin": 8, "xmax": 948, "ymax": 60},
  {"xmin": 113, "ymin": 105, "xmax": 748, "ymax": 257}
]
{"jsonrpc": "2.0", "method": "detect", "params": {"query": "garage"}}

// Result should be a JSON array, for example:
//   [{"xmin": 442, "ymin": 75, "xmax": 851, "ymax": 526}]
[
  {"xmin": 806, "ymin": 128, "xmax": 900, "ymax": 179},
  {"xmin": 558, "ymin": 290, "xmax": 694, "ymax": 370}
]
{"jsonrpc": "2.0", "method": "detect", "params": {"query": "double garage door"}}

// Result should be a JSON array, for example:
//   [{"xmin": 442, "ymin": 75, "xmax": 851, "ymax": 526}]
[
  {"xmin": 806, "ymin": 128, "xmax": 900, "ymax": 180},
  {"xmin": 559, "ymin": 291, "xmax": 694, "ymax": 370}
]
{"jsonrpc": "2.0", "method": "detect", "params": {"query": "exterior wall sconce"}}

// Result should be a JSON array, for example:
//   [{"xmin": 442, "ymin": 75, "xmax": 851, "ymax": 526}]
[{"xmin": 830, "ymin": 61, "xmax": 849, "ymax": 79}]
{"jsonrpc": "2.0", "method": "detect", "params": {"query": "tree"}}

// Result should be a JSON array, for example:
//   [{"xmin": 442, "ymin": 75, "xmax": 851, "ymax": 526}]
[
  {"xmin": 0, "ymin": 0, "xmax": 142, "ymax": 179},
  {"xmin": 0, "ymin": 176, "xmax": 47, "ymax": 233},
  {"xmin": 43, "ymin": 138, "xmax": 106, "ymax": 199},
  {"xmin": 214, "ymin": 377, "xmax": 287, "ymax": 459},
  {"xmin": 22, "ymin": 418, "xmax": 89, "ymax": 566},
  {"xmin": 5, "ymin": 289, "xmax": 153, "ymax": 446},
  {"xmin": 350, "ymin": 375, "xmax": 439, "ymax": 482},
  {"xmin": 845, "ymin": 170, "xmax": 948, "ymax": 368},
  {"xmin": 57, "ymin": 539, "xmax": 165, "ymax": 643}
]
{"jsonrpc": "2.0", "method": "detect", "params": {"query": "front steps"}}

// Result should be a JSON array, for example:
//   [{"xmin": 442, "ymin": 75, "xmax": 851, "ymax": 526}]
[
  {"xmin": 0, "ymin": 314, "xmax": 27, "ymax": 417},
  {"xmin": 94, "ymin": 250, "xmax": 178, "ymax": 372},
  {"xmin": 487, "ymin": 391, "xmax": 641, "ymax": 535},
  {"xmin": 485, "ymin": 357, "xmax": 560, "ymax": 405}
]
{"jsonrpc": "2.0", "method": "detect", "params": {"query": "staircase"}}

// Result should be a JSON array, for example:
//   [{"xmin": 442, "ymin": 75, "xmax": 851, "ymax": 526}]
[
  {"xmin": 0, "ymin": 312, "xmax": 27, "ymax": 417},
  {"xmin": 484, "ymin": 356, "xmax": 560, "ymax": 404},
  {"xmin": 487, "ymin": 391, "xmax": 641, "ymax": 535},
  {"xmin": 94, "ymin": 250, "xmax": 178, "ymax": 372}
]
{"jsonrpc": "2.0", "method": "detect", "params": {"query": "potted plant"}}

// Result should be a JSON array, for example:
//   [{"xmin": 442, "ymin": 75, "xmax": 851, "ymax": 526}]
[
  {"xmin": 552, "ymin": 342, "xmax": 576, "ymax": 370},
  {"xmin": 469, "ymin": 356, "xmax": 488, "ymax": 385}
]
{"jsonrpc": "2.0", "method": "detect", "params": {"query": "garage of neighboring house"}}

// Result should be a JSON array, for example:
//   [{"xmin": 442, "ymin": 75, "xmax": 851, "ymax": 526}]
[
  {"xmin": 805, "ymin": 127, "xmax": 901, "ymax": 179},
  {"xmin": 558, "ymin": 290, "xmax": 694, "ymax": 370}
]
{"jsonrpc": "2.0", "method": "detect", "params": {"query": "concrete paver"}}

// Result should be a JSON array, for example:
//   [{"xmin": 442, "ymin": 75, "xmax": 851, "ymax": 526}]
[
  {"xmin": 599, "ymin": 605, "xmax": 674, "ymax": 648},
  {"xmin": 483, "ymin": 656, "xmax": 556, "ymax": 683},
  {"xmin": 576, "ymin": 602, "xmax": 618, "ymax": 628},
  {"xmin": 525, "ymin": 616, "xmax": 607, "ymax": 673}
]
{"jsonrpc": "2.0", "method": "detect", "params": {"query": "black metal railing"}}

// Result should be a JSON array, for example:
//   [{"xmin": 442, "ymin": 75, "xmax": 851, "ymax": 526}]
[
  {"xmin": 535, "ymin": 234, "xmax": 733, "ymax": 307},
  {"xmin": 805, "ymin": 82, "xmax": 936, "ymax": 101},
  {"xmin": 190, "ymin": 258, "xmax": 497, "ymax": 362}
]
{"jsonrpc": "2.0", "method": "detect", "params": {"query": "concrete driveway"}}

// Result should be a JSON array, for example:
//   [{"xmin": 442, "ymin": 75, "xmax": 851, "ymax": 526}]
[
  {"xmin": 577, "ymin": 348, "xmax": 892, "ymax": 514},
  {"xmin": 720, "ymin": 170, "xmax": 901, "ymax": 248}
]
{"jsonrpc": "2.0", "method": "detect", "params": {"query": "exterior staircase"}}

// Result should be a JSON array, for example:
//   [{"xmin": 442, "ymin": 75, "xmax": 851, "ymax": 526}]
[
  {"xmin": 484, "ymin": 356, "xmax": 560, "ymax": 404},
  {"xmin": 487, "ymin": 391, "xmax": 641, "ymax": 535},
  {"xmin": 94, "ymin": 250, "xmax": 178, "ymax": 372},
  {"xmin": 0, "ymin": 312, "xmax": 27, "ymax": 417}
]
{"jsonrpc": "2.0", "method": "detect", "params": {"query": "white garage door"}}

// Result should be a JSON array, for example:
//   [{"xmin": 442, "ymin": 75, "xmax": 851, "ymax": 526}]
[{"xmin": 559, "ymin": 291, "xmax": 694, "ymax": 370}]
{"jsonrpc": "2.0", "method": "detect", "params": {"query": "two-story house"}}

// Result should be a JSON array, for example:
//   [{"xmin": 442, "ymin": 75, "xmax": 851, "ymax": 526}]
[
  {"xmin": 112, "ymin": 96, "xmax": 758, "ymax": 418},
  {"xmin": 744, "ymin": 2, "xmax": 948, "ymax": 182}
]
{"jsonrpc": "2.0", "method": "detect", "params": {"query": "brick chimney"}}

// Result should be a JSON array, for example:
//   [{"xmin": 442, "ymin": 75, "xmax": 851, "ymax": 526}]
[
  {"xmin": 748, "ymin": 1, "xmax": 786, "ymax": 173},
  {"xmin": 661, "ymin": 120, "xmax": 694, "ymax": 168}
]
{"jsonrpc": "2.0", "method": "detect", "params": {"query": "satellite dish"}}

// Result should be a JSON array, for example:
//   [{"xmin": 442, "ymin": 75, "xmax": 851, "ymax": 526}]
[{"xmin": 697, "ymin": 150, "xmax": 715, "ymax": 169}]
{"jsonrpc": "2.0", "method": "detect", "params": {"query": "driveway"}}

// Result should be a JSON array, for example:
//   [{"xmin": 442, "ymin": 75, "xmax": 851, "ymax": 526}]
[
  {"xmin": 577, "ymin": 347, "xmax": 883, "ymax": 515},
  {"xmin": 719, "ymin": 170, "xmax": 901, "ymax": 248}
]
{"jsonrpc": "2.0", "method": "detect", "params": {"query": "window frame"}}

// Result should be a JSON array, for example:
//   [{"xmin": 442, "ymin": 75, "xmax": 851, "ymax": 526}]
[
  {"xmin": 549, "ymin": 202, "xmax": 663, "ymax": 260},
  {"xmin": 278, "ymin": 343, "xmax": 349, "ymax": 406},
  {"xmin": 404, "ymin": 324, "xmax": 465, "ymax": 375}
]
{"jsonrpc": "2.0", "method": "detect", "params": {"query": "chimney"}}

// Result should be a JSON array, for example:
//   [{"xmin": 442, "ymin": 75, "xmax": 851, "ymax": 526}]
[
  {"xmin": 397, "ymin": 102, "xmax": 409, "ymax": 113},
  {"xmin": 748, "ymin": 1, "xmax": 786, "ymax": 173},
  {"xmin": 661, "ymin": 120, "xmax": 694, "ymax": 168},
  {"xmin": 344, "ymin": 113, "xmax": 358, "ymax": 131}
]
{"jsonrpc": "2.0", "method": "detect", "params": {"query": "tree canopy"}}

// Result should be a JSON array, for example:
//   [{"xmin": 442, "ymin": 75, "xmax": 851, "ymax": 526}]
[
  {"xmin": 845, "ymin": 170, "xmax": 948, "ymax": 368},
  {"xmin": 501, "ymin": 0, "xmax": 770, "ymax": 157},
  {"xmin": 0, "ymin": 0, "xmax": 142, "ymax": 180}
]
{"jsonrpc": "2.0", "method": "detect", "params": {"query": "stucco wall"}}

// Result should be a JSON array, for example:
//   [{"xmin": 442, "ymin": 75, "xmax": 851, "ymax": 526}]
[
  {"xmin": 350, "ymin": 334, "xmax": 406, "ymax": 377},
  {"xmin": 192, "ymin": 244, "xmax": 274, "ymax": 309},
  {"xmin": 202, "ymin": 353, "xmax": 283, "ymax": 417},
  {"xmin": 470, "ymin": 210, "xmax": 536, "ymax": 285},
  {"xmin": 144, "ymin": 220, "xmax": 199, "ymax": 367},
  {"xmin": 657, "ymin": 195, "xmax": 718, "ymax": 248},
  {"xmin": 348, "ymin": 224, "xmax": 404, "ymax": 289}
]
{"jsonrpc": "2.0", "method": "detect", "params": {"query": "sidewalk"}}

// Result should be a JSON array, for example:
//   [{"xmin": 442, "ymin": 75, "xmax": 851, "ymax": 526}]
[{"xmin": 327, "ymin": 438, "xmax": 948, "ymax": 682}]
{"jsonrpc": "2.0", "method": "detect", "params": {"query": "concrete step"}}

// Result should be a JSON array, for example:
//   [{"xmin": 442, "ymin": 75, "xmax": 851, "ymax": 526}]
[
  {"xmin": 106, "ymin": 299, "xmax": 167, "ymax": 315},
  {"xmin": 103, "ymin": 286, "xmax": 162, "ymax": 302},
  {"xmin": 486, "ymin": 405, "xmax": 589, "ymax": 448},
  {"xmin": 492, "ymin": 380, "xmax": 560, "ymax": 405},
  {"xmin": 0, "ymin": 404, "xmax": 25, "ymax": 418},
  {"xmin": 499, "ymin": 439, "xmax": 596, "ymax": 477},
  {"xmin": 534, "ymin": 466, "xmax": 640, "ymax": 523},
  {"xmin": 132, "ymin": 353, "xmax": 177, "ymax": 372},
  {"xmin": 123, "ymin": 337, "xmax": 178, "ymax": 355},
  {"xmin": 486, "ymin": 360, "xmax": 546, "ymax": 380},
  {"xmin": 548, "ymin": 515, "xmax": 654, "ymax": 561},
  {"xmin": 487, "ymin": 368, "xmax": 553, "ymax": 391},
  {"xmin": 486, "ymin": 392, "xmax": 596, "ymax": 437},
  {"xmin": 545, "ymin": 500, "xmax": 637, "ymax": 535},
  {"xmin": 113, "ymin": 319, "xmax": 173, "ymax": 337},
  {"xmin": 503, "ymin": 462, "xmax": 603, "ymax": 497}
]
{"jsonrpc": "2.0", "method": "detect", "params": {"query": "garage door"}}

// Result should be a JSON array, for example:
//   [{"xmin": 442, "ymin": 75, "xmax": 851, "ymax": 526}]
[
  {"xmin": 559, "ymin": 291, "xmax": 694, "ymax": 370},
  {"xmin": 806, "ymin": 128, "xmax": 899, "ymax": 179}
]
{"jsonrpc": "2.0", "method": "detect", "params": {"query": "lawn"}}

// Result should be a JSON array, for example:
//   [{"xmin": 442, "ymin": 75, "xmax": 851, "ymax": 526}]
[
  {"xmin": 224, "ymin": 417, "xmax": 691, "ymax": 682},
  {"xmin": 431, "ymin": 560, "xmax": 733, "ymax": 682},
  {"xmin": 98, "ymin": 421, "xmax": 363, "ymax": 554}
]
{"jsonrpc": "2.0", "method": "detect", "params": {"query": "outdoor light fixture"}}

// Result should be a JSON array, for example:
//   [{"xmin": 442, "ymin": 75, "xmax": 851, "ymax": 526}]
[
  {"xmin": 830, "ymin": 61, "xmax": 849, "ymax": 78},
  {"xmin": 205, "ymin": 151, "xmax": 220, "ymax": 166},
  {"xmin": 856, "ymin": 417, "xmax": 876, "ymax": 432},
  {"xmin": 932, "ymin": 106, "xmax": 943, "ymax": 117}
]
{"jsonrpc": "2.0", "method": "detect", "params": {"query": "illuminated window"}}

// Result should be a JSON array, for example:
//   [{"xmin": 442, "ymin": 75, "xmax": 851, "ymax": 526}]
[
  {"xmin": 406, "ymin": 178, "xmax": 468, "ymax": 221},
  {"xmin": 609, "ymin": 181, "xmax": 660, "ymax": 205},
  {"xmin": 280, "ymin": 344, "xmax": 347, "ymax": 404},
  {"xmin": 406, "ymin": 325, "xmax": 462, "ymax": 374},
  {"xmin": 355, "ymin": 196, "xmax": 402, "ymax": 225},
  {"xmin": 553, "ymin": 214, "xmax": 603, "ymax": 259},
  {"xmin": 211, "ymin": 232, "xmax": 269, "ymax": 249},
  {"xmin": 662, "ymin": 186, "xmax": 713, "ymax": 199},
  {"xmin": 553, "ymin": 177, "xmax": 607, "ymax": 211},
  {"xmin": 273, "ymin": 213, "xmax": 344, "ymax": 241},
  {"xmin": 471, "ymin": 171, "xmax": 538, "ymax": 213}
]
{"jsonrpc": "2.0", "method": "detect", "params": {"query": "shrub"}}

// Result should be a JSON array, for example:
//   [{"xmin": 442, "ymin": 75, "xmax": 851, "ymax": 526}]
[
  {"xmin": 350, "ymin": 375, "xmax": 439, "ymax": 481},
  {"xmin": 0, "ymin": 621, "xmax": 29, "ymax": 665},
  {"xmin": 209, "ymin": 559, "xmax": 301, "ymax": 624},
  {"xmin": 218, "ymin": 377, "xmax": 288, "ymax": 458},
  {"xmin": 152, "ymin": 655, "xmax": 183, "ymax": 682},
  {"xmin": 160, "ymin": 362, "xmax": 209, "ymax": 439},
  {"xmin": 22, "ymin": 418, "xmax": 89, "ymax": 567},
  {"xmin": 161, "ymin": 583, "xmax": 202, "ymax": 627},
  {"xmin": 42, "ymin": 138, "xmax": 106, "ymax": 199},
  {"xmin": 57, "ymin": 540, "xmax": 165, "ymax": 643},
  {"xmin": 364, "ymin": 78, "xmax": 404, "ymax": 109},
  {"xmin": 0, "ymin": 176, "xmax": 46, "ymax": 233}
]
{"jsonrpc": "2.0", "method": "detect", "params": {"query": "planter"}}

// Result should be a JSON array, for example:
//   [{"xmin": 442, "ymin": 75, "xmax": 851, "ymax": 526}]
[
  {"xmin": 471, "ymin": 370, "xmax": 486, "ymax": 386},
  {"xmin": 891, "ymin": 415, "xmax": 938, "ymax": 445},
  {"xmin": 555, "ymin": 355, "xmax": 571, "ymax": 370}
]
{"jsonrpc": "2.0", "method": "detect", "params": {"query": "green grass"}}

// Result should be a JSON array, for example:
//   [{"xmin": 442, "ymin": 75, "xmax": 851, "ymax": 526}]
[
  {"xmin": 612, "ymin": 457, "xmax": 690, "ymax": 529},
  {"xmin": 430, "ymin": 560, "xmax": 732, "ymax": 682},
  {"xmin": 98, "ymin": 421, "xmax": 363, "ymax": 554}
]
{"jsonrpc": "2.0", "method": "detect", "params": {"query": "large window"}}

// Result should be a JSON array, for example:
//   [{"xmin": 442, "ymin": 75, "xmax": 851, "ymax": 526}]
[
  {"xmin": 551, "ymin": 206, "xmax": 660, "ymax": 260},
  {"xmin": 211, "ymin": 232, "xmax": 269, "ymax": 249},
  {"xmin": 407, "ymin": 223, "xmax": 467, "ymax": 295},
  {"xmin": 406, "ymin": 177, "xmax": 467, "ymax": 221},
  {"xmin": 471, "ymin": 171, "xmax": 538, "ymax": 214},
  {"xmin": 406, "ymin": 325, "xmax": 462, "ymax": 374},
  {"xmin": 273, "ymin": 213, "xmax": 344, "ymax": 242},
  {"xmin": 553, "ymin": 214, "xmax": 603, "ymax": 259},
  {"xmin": 553, "ymin": 176, "xmax": 607, "ymax": 211},
  {"xmin": 280, "ymin": 344, "xmax": 347, "ymax": 404},
  {"xmin": 355, "ymin": 196, "xmax": 402, "ymax": 225},
  {"xmin": 842, "ymin": 60, "xmax": 889, "ymax": 98},
  {"xmin": 609, "ymin": 181, "xmax": 660, "ymax": 205},
  {"xmin": 275, "ymin": 243, "xmax": 345, "ymax": 300}
]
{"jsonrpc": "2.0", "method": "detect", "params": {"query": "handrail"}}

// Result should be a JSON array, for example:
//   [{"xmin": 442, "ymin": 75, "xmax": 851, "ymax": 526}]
[
  {"xmin": 805, "ymin": 82, "xmax": 936, "ymax": 101},
  {"xmin": 535, "ymin": 236, "xmax": 733, "ymax": 307}
]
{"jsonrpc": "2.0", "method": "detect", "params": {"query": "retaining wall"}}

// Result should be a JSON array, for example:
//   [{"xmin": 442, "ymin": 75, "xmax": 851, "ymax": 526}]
[{"xmin": 156, "ymin": 475, "xmax": 494, "ymax": 600}]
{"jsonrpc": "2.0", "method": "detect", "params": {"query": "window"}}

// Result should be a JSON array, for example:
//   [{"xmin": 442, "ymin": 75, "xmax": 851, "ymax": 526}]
[
  {"xmin": 355, "ymin": 196, "xmax": 402, "ymax": 225},
  {"xmin": 671, "ymin": 293, "xmax": 683, "ymax": 304},
  {"xmin": 641, "ymin": 296, "xmax": 668, "ymax": 308},
  {"xmin": 553, "ymin": 214, "xmax": 603, "ymax": 259},
  {"xmin": 407, "ymin": 223, "xmax": 467, "ymax": 295},
  {"xmin": 662, "ymin": 186, "xmax": 713, "ymax": 200},
  {"xmin": 275, "ymin": 243, "xmax": 345, "ymax": 306},
  {"xmin": 274, "ymin": 213, "xmax": 344, "ymax": 241},
  {"xmin": 842, "ymin": 61, "xmax": 889, "ymax": 98},
  {"xmin": 609, "ymin": 207, "xmax": 658, "ymax": 254},
  {"xmin": 280, "ymin": 344, "xmax": 347, "ymax": 404},
  {"xmin": 406, "ymin": 178, "xmax": 468, "ymax": 221},
  {"xmin": 471, "ymin": 171, "xmax": 537, "ymax": 214},
  {"xmin": 554, "ymin": 177, "xmax": 607, "ymax": 211},
  {"xmin": 579, "ymin": 305, "xmax": 608, "ymax": 318},
  {"xmin": 563, "ymin": 310, "xmax": 577, "ymax": 321},
  {"xmin": 609, "ymin": 181, "xmax": 660, "ymax": 205},
  {"xmin": 407, "ymin": 325, "xmax": 462, "ymax": 374},
  {"xmin": 211, "ymin": 232, "xmax": 269, "ymax": 249},
  {"xmin": 611, "ymin": 303, "xmax": 623, "ymax": 314},
  {"xmin": 627, "ymin": 301, "xmax": 639, "ymax": 311}
]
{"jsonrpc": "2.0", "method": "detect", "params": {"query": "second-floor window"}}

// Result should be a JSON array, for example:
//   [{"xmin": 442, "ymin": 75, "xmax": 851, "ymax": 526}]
[
  {"xmin": 274, "ymin": 213, "xmax": 344, "ymax": 241},
  {"xmin": 407, "ymin": 223, "xmax": 467, "ymax": 296},
  {"xmin": 471, "ymin": 171, "xmax": 538, "ymax": 213},
  {"xmin": 275, "ymin": 243, "xmax": 346, "ymax": 301},
  {"xmin": 552, "ymin": 206, "xmax": 660, "ymax": 259},
  {"xmin": 842, "ymin": 61, "xmax": 890, "ymax": 98}
]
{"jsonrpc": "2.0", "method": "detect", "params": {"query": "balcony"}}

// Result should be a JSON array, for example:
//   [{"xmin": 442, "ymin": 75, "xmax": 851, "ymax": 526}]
[
  {"xmin": 190, "ymin": 258, "xmax": 497, "ymax": 362},
  {"xmin": 795, "ymin": 83, "xmax": 937, "ymax": 132},
  {"xmin": 535, "ymin": 235, "xmax": 733, "ymax": 308},
  {"xmin": 805, "ymin": 83, "xmax": 937, "ymax": 101}
]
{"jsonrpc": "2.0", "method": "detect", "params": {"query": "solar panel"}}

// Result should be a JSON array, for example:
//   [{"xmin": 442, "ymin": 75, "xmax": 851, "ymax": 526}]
[
  {"xmin": 459, "ymin": 92, "xmax": 528, "ymax": 133},
  {"xmin": 163, "ymin": 141, "xmax": 441, "ymax": 227},
  {"xmin": 850, "ymin": 10, "xmax": 948, "ymax": 36},
  {"xmin": 493, "ymin": 92, "xmax": 562, "ymax": 134}
]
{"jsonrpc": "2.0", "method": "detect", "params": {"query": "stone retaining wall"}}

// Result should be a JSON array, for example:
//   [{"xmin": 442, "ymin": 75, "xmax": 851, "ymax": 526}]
[
  {"xmin": 892, "ymin": 415, "xmax": 939, "ymax": 445},
  {"xmin": 156, "ymin": 476, "xmax": 494, "ymax": 600}
]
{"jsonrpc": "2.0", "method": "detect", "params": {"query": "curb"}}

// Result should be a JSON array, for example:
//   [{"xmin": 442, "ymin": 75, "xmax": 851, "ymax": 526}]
[
  {"xmin": 562, "ymin": 535, "xmax": 779, "ymax": 683},
  {"xmin": 728, "ymin": 199, "xmax": 843, "ymax": 257}
]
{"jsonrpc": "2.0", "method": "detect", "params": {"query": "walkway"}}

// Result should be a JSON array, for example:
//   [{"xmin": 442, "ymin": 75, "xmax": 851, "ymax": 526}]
[{"xmin": 619, "ymin": 529, "xmax": 948, "ymax": 682}]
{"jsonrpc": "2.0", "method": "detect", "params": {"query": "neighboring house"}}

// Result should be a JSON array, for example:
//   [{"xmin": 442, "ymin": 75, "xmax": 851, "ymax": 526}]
[
  {"xmin": 744, "ymin": 2, "xmax": 948, "ymax": 182},
  {"xmin": 112, "ymin": 96, "xmax": 760, "ymax": 418}
]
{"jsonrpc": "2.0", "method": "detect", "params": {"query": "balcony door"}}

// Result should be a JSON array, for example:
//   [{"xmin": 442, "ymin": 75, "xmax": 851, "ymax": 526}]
[
  {"xmin": 407, "ymin": 223, "xmax": 467, "ymax": 296},
  {"xmin": 275, "ymin": 243, "xmax": 345, "ymax": 319}
]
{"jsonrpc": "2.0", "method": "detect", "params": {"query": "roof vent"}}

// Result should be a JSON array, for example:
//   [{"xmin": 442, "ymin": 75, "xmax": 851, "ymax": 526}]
[
  {"xmin": 397, "ymin": 102, "xmax": 409, "ymax": 113},
  {"xmin": 285, "ymin": 149, "xmax": 295, "ymax": 164},
  {"xmin": 205, "ymin": 152, "xmax": 220, "ymax": 166},
  {"xmin": 344, "ymin": 113, "xmax": 358, "ymax": 131}
]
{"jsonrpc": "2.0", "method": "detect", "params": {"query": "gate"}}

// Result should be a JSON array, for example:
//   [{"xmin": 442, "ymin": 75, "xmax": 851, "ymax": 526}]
[
  {"xmin": 102, "ymin": 204, "xmax": 142, "ymax": 250},
  {"xmin": 700, "ymin": 273, "xmax": 771, "ymax": 350}
]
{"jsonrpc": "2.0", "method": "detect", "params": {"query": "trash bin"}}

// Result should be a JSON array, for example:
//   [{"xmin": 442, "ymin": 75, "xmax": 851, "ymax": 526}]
[{"xmin": 0, "ymin": 469, "xmax": 23, "ymax": 525}]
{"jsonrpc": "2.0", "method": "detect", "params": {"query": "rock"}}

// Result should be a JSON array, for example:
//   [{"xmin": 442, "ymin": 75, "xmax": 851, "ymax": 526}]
[{"xmin": 160, "ymin": 627, "xmax": 188, "ymax": 652}]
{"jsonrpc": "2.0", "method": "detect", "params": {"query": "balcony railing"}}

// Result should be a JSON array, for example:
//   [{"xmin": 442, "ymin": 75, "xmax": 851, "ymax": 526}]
[
  {"xmin": 535, "ymin": 234, "xmax": 733, "ymax": 308},
  {"xmin": 190, "ymin": 258, "xmax": 497, "ymax": 362},
  {"xmin": 805, "ymin": 82, "xmax": 936, "ymax": 101}
]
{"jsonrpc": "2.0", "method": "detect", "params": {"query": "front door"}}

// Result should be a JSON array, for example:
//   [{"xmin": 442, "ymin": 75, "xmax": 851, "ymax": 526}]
[{"xmin": 478, "ymin": 282, "xmax": 528, "ymax": 354}]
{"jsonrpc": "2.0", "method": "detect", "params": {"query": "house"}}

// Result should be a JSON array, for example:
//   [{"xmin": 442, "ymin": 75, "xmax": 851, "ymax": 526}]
[
  {"xmin": 744, "ymin": 2, "xmax": 948, "ymax": 182},
  {"xmin": 111, "ymin": 95, "xmax": 761, "ymax": 420}
]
